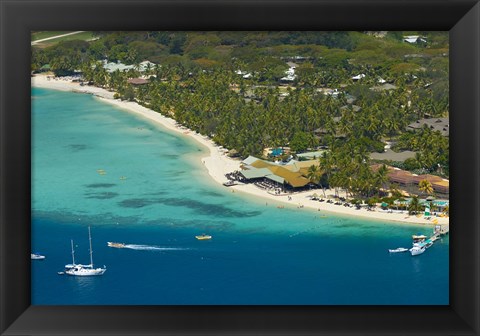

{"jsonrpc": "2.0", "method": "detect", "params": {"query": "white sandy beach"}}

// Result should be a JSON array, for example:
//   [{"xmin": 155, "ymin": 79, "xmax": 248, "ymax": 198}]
[{"xmin": 32, "ymin": 74, "xmax": 449, "ymax": 226}]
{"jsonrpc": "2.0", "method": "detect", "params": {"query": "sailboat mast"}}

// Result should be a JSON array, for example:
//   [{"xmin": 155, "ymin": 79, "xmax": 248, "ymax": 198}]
[
  {"xmin": 71, "ymin": 239, "xmax": 75, "ymax": 265},
  {"xmin": 88, "ymin": 226, "xmax": 94, "ymax": 267}
]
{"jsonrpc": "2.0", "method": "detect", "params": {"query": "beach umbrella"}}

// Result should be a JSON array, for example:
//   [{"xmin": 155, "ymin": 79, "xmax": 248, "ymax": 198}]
[{"xmin": 381, "ymin": 202, "xmax": 388, "ymax": 208}]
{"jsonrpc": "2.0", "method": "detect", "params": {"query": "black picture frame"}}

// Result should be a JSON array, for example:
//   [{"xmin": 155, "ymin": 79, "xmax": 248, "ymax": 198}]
[{"xmin": 1, "ymin": 0, "xmax": 479, "ymax": 335}]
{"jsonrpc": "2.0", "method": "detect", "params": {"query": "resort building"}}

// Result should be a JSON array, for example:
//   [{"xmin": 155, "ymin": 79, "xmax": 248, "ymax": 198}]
[
  {"xmin": 369, "ymin": 149, "xmax": 416, "ymax": 162},
  {"xmin": 370, "ymin": 164, "xmax": 449, "ymax": 197},
  {"xmin": 101, "ymin": 60, "xmax": 156, "ymax": 73},
  {"xmin": 370, "ymin": 83, "xmax": 398, "ymax": 92},
  {"xmin": 407, "ymin": 117, "xmax": 449, "ymax": 136},
  {"xmin": 392, "ymin": 198, "xmax": 449, "ymax": 212},
  {"xmin": 296, "ymin": 150, "xmax": 327, "ymax": 160},
  {"xmin": 351, "ymin": 74, "xmax": 366, "ymax": 80},
  {"xmin": 239, "ymin": 156, "xmax": 319, "ymax": 191},
  {"xmin": 280, "ymin": 66, "xmax": 297, "ymax": 82},
  {"xmin": 403, "ymin": 35, "xmax": 427, "ymax": 43},
  {"xmin": 127, "ymin": 78, "xmax": 150, "ymax": 85}
]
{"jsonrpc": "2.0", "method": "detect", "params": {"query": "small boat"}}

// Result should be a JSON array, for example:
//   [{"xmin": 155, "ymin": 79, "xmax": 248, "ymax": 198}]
[
  {"xmin": 107, "ymin": 242, "xmax": 126, "ymax": 248},
  {"xmin": 31, "ymin": 253, "xmax": 46, "ymax": 260},
  {"xmin": 412, "ymin": 234, "xmax": 427, "ymax": 242},
  {"xmin": 412, "ymin": 239, "xmax": 434, "ymax": 249},
  {"xmin": 62, "ymin": 227, "xmax": 106, "ymax": 276},
  {"xmin": 223, "ymin": 180, "xmax": 237, "ymax": 187},
  {"xmin": 388, "ymin": 247, "xmax": 409, "ymax": 253},
  {"xmin": 410, "ymin": 245, "xmax": 426, "ymax": 256},
  {"xmin": 195, "ymin": 234, "xmax": 212, "ymax": 240}
]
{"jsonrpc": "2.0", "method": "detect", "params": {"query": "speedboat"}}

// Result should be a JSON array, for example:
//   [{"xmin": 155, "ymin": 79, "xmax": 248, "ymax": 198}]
[
  {"xmin": 107, "ymin": 242, "xmax": 126, "ymax": 248},
  {"xmin": 388, "ymin": 247, "xmax": 409, "ymax": 253},
  {"xmin": 410, "ymin": 245, "xmax": 426, "ymax": 256},
  {"xmin": 195, "ymin": 234, "xmax": 212, "ymax": 240},
  {"xmin": 31, "ymin": 253, "xmax": 46, "ymax": 260}
]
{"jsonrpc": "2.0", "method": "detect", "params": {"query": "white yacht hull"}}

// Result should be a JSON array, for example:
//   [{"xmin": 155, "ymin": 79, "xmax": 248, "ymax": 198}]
[
  {"xmin": 65, "ymin": 267, "xmax": 106, "ymax": 276},
  {"xmin": 410, "ymin": 246, "xmax": 426, "ymax": 256},
  {"xmin": 389, "ymin": 248, "xmax": 408, "ymax": 253}
]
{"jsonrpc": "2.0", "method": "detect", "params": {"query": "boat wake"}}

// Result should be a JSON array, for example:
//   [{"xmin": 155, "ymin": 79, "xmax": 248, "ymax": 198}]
[{"xmin": 122, "ymin": 244, "xmax": 188, "ymax": 251}]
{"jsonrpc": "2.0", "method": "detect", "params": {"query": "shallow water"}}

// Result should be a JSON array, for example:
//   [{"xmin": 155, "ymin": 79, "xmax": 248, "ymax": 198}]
[{"xmin": 31, "ymin": 88, "xmax": 449, "ymax": 305}]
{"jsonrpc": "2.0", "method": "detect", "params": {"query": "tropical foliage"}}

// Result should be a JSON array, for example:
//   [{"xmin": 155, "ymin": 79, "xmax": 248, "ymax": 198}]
[{"xmin": 32, "ymin": 31, "xmax": 449, "ymax": 199}]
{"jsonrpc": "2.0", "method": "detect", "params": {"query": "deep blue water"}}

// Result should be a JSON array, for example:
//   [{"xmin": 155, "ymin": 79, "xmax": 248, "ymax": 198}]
[{"xmin": 31, "ymin": 88, "xmax": 449, "ymax": 305}]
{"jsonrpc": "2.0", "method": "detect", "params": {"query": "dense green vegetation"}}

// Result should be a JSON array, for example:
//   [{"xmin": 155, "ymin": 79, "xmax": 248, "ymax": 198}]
[
  {"xmin": 393, "ymin": 126, "xmax": 449, "ymax": 175},
  {"xmin": 32, "ymin": 31, "xmax": 449, "ymax": 198}
]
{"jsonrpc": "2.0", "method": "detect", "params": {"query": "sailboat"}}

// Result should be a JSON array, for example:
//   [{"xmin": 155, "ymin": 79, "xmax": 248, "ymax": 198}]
[{"xmin": 62, "ymin": 226, "xmax": 106, "ymax": 276}]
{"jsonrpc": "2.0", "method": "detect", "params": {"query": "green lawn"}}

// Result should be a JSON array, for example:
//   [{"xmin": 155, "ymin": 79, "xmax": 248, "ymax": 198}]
[
  {"xmin": 33, "ymin": 32, "xmax": 96, "ymax": 48},
  {"xmin": 31, "ymin": 31, "xmax": 72, "ymax": 41}
]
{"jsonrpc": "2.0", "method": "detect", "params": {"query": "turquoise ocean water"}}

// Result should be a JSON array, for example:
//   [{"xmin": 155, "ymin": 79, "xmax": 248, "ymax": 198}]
[{"xmin": 31, "ymin": 88, "xmax": 449, "ymax": 305}]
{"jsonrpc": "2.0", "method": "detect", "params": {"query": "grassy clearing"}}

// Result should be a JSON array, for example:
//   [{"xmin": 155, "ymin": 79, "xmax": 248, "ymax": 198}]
[
  {"xmin": 31, "ymin": 31, "xmax": 71, "ymax": 41},
  {"xmin": 34, "ymin": 32, "xmax": 96, "ymax": 48}
]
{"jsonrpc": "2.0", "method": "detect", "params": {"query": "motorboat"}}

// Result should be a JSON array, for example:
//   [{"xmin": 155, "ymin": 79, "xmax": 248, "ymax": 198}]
[
  {"xmin": 61, "ymin": 226, "xmax": 106, "ymax": 276},
  {"xmin": 412, "ymin": 240, "xmax": 433, "ymax": 249},
  {"xmin": 107, "ymin": 242, "xmax": 126, "ymax": 248},
  {"xmin": 412, "ymin": 234, "xmax": 427, "ymax": 243},
  {"xmin": 195, "ymin": 234, "xmax": 212, "ymax": 240},
  {"xmin": 410, "ymin": 245, "xmax": 426, "ymax": 256},
  {"xmin": 388, "ymin": 248, "xmax": 409, "ymax": 253},
  {"xmin": 424, "ymin": 240, "xmax": 434, "ymax": 248},
  {"xmin": 31, "ymin": 253, "xmax": 46, "ymax": 260}
]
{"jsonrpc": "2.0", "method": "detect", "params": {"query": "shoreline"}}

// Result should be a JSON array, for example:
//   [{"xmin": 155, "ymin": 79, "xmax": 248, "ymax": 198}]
[{"xmin": 31, "ymin": 75, "xmax": 449, "ymax": 227}]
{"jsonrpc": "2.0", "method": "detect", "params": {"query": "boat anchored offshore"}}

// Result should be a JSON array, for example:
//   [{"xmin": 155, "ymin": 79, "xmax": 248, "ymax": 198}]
[
  {"xmin": 31, "ymin": 253, "xmax": 46, "ymax": 260},
  {"xmin": 107, "ymin": 242, "xmax": 126, "ymax": 248},
  {"xmin": 388, "ymin": 248, "xmax": 409, "ymax": 253},
  {"xmin": 195, "ymin": 234, "xmax": 212, "ymax": 240},
  {"xmin": 61, "ymin": 226, "xmax": 106, "ymax": 276}
]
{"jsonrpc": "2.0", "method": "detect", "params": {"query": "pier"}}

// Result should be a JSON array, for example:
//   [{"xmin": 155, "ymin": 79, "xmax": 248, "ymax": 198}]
[
  {"xmin": 416, "ymin": 224, "xmax": 449, "ymax": 248},
  {"xmin": 433, "ymin": 224, "xmax": 449, "ymax": 238},
  {"xmin": 391, "ymin": 224, "xmax": 449, "ymax": 255}
]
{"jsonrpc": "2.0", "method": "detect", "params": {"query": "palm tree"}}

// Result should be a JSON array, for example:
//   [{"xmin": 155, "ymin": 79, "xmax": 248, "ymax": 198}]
[
  {"xmin": 318, "ymin": 151, "xmax": 334, "ymax": 196},
  {"xmin": 306, "ymin": 165, "xmax": 321, "ymax": 186},
  {"xmin": 408, "ymin": 196, "xmax": 422, "ymax": 215},
  {"xmin": 329, "ymin": 172, "xmax": 342, "ymax": 198},
  {"xmin": 418, "ymin": 179, "xmax": 434, "ymax": 196},
  {"xmin": 376, "ymin": 164, "xmax": 390, "ymax": 196}
]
